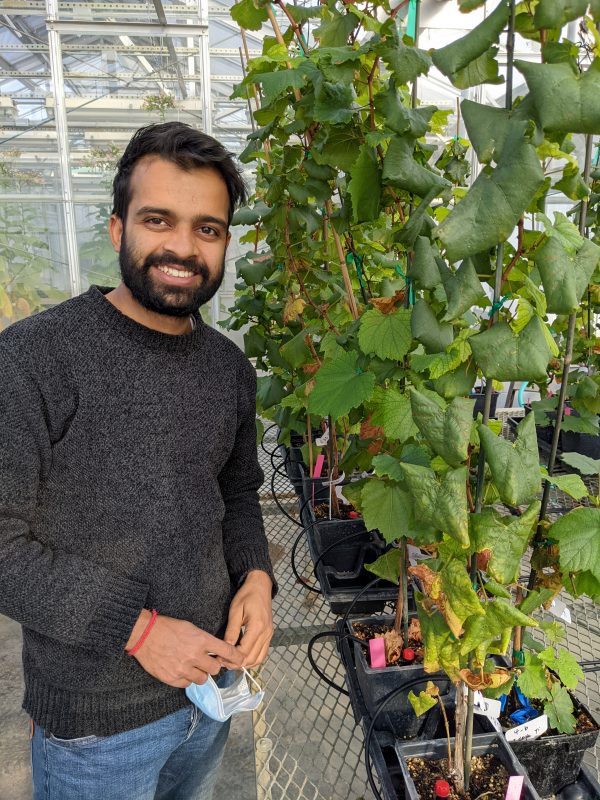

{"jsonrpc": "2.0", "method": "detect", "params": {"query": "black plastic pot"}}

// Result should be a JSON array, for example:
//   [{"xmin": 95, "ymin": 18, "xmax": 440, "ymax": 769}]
[
  {"xmin": 348, "ymin": 615, "xmax": 452, "ymax": 737},
  {"xmin": 556, "ymin": 763, "xmax": 600, "ymax": 799},
  {"xmin": 302, "ymin": 508, "xmax": 398, "ymax": 614},
  {"xmin": 396, "ymin": 733, "xmax": 541, "ymax": 800},
  {"xmin": 507, "ymin": 696, "xmax": 599, "ymax": 797},
  {"xmin": 283, "ymin": 446, "xmax": 306, "ymax": 497},
  {"xmin": 470, "ymin": 390, "xmax": 499, "ymax": 419},
  {"xmin": 561, "ymin": 430, "xmax": 600, "ymax": 459}
]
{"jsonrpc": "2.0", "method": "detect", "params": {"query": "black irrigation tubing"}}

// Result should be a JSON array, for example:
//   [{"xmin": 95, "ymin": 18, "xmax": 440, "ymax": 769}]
[
  {"xmin": 307, "ymin": 630, "xmax": 350, "ymax": 695},
  {"xmin": 341, "ymin": 576, "xmax": 395, "ymax": 630},
  {"xmin": 259, "ymin": 422, "xmax": 279, "ymax": 456},
  {"xmin": 311, "ymin": 527, "xmax": 383, "ymax": 579},
  {"xmin": 270, "ymin": 464, "xmax": 305, "ymax": 525},
  {"xmin": 364, "ymin": 675, "xmax": 449, "ymax": 800},
  {"xmin": 291, "ymin": 527, "xmax": 322, "ymax": 593}
]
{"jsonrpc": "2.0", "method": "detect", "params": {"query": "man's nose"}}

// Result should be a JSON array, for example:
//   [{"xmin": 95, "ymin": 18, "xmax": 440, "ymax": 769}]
[{"xmin": 161, "ymin": 226, "xmax": 197, "ymax": 260}]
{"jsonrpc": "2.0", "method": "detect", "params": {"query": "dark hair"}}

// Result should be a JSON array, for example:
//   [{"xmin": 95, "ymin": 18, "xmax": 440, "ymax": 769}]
[{"xmin": 112, "ymin": 122, "xmax": 247, "ymax": 225}]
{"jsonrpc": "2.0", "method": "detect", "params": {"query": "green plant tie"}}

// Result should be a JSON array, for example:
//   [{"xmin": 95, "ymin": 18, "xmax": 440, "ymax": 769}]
[
  {"xmin": 276, "ymin": 263, "xmax": 284, "ymax": 270},
  {"xmin": 594, "ymin": 143, "xmax": 600, "ymax": 167},
  {"xmin": 488, "ymin": 292, "xmax": 511, "ymax": 318},
  {"xmin": 394, "ymin": 264, "xmax": 415, "ymax": 305},
  {"xmin": 513, "ymin": 649, "xmax": 525, "ymax": 667},
  {"xmin": 346, "ymin": 252, "xmax": 366, "ymax": 289},
  {"xmin": 355, "ymin": 367, "xmax": 364, "ymax": 374}
]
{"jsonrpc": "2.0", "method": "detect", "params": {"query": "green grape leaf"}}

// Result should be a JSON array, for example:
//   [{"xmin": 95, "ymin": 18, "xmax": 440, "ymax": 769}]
[
  {"xmin": 416, "ymin": 604, "xmax": 459, "ymax": 676},
  {"xmin": 410, "ymin": 389, "xmax": 475, "ymax": 467},
  {"xmin": 434, "ymin": 361, "xmax": 478, "ymax": 400},
  {"xmin": 469, "ymin": 317, "xmax": 553, "ymax": 382},
  {"xmin": 411, "ymin": 299, "xmax": 454, "ymax": 353},
  {"xmin": 539, "ymin": 620, "xmax": 565, "ymax": 645},
  {"xmin": 244, "ymin": 327, "xmax": 267, "ymax": 358},
  {"xmin": 438, "ymin": 258, "xmax": 487, "ymax": 321},
  {"xmin": 483, "ymin": 579, "xmax": 512, "ymax": 599},
  {"xmin": 548, "ymin": 506, "xmax": 600, "ymax": 581},
  {"xmin": 369, "ymin": 386, "xmax": 418, "ymax": 442},
  {"xmin": 280, "ymin": 329, "xmax": 311, "ymax": 369},
  {"xmin": 361, "ymin": 478, "xmax": 414, "ymax": 543},
  {"xmin": 372, "ymin": 453, "xmax": 406, "ymax": 482},
  {"xmin": 534, "ymin": 0, "xmax": 587, "ymax": 28},
  {"xmin": 313, "ymin": 77, "xmax": 355, "ymax": 125},
  {"xmin": 408, "ymin": 687, "xmax": 438, "ymax": 717},
  {"xmin": 471, "ymin": 501, "xmax": 540, "ymax": 583},
  {"xmin": 451, "ymin": 46, "xmax": 504, "ymax": 90},
  {"xmin": 545, "ymin": 683, "xmax": 576, "ymax": 734},
  {"xmin": 402, "ymin": 464, "xmax": 470, "ymax": 547},
  {"xmin": 544, "ymin": 471, "xmax": 589, "ymax": 500},
  {"xmin": 230, "ymin": 0, "xmax": 269, "ymax": 30},
  {"xmin": 408, "ymin": 236, "xmax": 442, "ymax": 289},
  {"xmin": 515, "ymin": 59, "xmax": 600, "ymax": 134},
  {"xmin": 431, "ymin": 1, "xmax": 509, "ymax": 81},
  {"xmin": 374, "ymin": 80, "xmax": 433, "ymax": 138},
  {"xmin": 257, "ymin": 374, "xmax": 286, "ymax": 410},
  {"xmin": 383, "ymin": 136, "xmax": 449, "ymax": 197},
  {"xmin": 478, "ymin": 413, "xmax": 541, "ymax": 506},
  {"xmin": 348, "ymin": 145, "xmax": 382, "ymax": 223},
  {"xmin": 358, "ymin": 307, "xmax": 413, "ymax": 361},
  {"xmin": 308, "ymin": 351, "xmax": 375, "ymax": 418},
  {"xmin": 461, "ymin": 600, "xmax": 538, "ymax": 658},
  {"xmin": 412, "ymin": 561, "xmax": 483, "ymax": 638},
  {"xmin": 538, "ymin": 647, "xmax": 584, "ymax": 690},
  {"xmin": 375, "ymin": 27, "xmax": 432, "ymax": 85},
  {"xmin": 518, "ymin": 587, "xmax": 555, "ymax": 616},
  {"xmin": 252, "ymin": 69, "xmax": 307, "ymax": 103},
  {"xmin": 311, "ymin": 125, "xmax": 362, "ymax": 172},
  {"xmin": 365, "ymin": 547, "xmax": 401, "ymax": 584},
  {"xmin": 535, "ymin": 236, "xmax": 600, "ymax": 314},
  {"xmin": 517, "ymin": 652, "xmax": 552, "ymax": 701},
  {"xmin": 314, "ymin": 9, "xmax": 359, "ymax": 47},
  {"xmin": 435, "ymin": 133, "xmax": 544, "ymax": 264},
  {"xmin": 565, "ymin": 570, "xmax": 600, "ymax": 603},
  {"xmin": 461, "ymin": 99, "xmax": 529, "ymax": 164}
]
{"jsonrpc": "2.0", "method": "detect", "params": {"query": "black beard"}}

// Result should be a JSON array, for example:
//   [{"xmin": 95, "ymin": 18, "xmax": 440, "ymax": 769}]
[{"xmin": 118, "ymin": 234, "xmax": 225, "ymax": 318}]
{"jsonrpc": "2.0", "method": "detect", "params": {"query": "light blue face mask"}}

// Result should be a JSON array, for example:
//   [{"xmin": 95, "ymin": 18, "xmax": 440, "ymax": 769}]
[{"xmin": 185, "ymin": 669, "xmax": 265, "ymax": 722}]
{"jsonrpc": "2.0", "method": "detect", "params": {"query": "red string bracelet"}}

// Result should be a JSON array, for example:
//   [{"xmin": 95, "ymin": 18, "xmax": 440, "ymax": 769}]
[{"xmin": 126, "ymin": 609, "xmax": 158, "ymax": 656}]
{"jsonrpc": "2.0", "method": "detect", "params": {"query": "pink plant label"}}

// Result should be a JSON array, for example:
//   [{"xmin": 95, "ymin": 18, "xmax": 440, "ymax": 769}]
[
  {"xmin": 504, "ymin": 776, "xmax": 524, "ymax": 800},
  {"xmin": 312, "ymin": 454, "xmax": 325, "ymax": 479},
  {"xmin": 368, "ymin": 637, "xmax": 386, "ymax": 669}
]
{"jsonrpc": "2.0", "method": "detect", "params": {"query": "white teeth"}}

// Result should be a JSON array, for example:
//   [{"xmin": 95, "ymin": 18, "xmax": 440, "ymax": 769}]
[{"xmin": 157, "ymin": 265, "xmax": 195, "ymax": 278}]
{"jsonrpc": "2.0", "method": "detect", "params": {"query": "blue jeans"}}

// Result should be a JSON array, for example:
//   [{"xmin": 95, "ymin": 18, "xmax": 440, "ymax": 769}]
[{"xmin": 31, "ymin": 687, "xmax": 232, "ymax": 800}]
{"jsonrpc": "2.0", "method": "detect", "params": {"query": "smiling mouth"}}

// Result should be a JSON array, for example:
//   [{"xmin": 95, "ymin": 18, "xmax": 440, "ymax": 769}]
[{"xmin": 155, "ymin": 264, "xmax": 197, "ymax": 278}]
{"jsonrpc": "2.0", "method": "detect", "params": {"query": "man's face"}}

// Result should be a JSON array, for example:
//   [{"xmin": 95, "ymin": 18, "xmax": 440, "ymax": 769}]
[{"xmin": 109, "ymin": 156, "xmax": 231, "ymax": 317}]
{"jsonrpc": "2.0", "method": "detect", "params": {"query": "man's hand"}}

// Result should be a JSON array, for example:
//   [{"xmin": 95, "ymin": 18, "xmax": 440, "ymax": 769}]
[
  {"xmin": 127, "ymin": 612, "xmax": 243, "ymax": 687},
  {"xmin": 224, "ymin": 570, "xmax": 274, "ymax": 668}
]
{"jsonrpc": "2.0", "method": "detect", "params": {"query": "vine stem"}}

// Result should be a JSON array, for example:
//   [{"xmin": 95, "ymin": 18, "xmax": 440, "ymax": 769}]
[
  {"xmin": 528, "ymin": 132, "xmax": 595, "ymax": 590},
  {"xmin": 465, "ymin": 0, "xmax": 516, "ymax": 790}
]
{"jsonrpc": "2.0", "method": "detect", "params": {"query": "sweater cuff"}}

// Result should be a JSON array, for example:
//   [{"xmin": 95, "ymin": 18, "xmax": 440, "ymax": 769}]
[
  {"xmin": 81, "ymin": 574, "xmax": 150, "ymax": 655},
  {"xmin": 230, "ymin": 549, "xmax": 278, "ymax": 598}
]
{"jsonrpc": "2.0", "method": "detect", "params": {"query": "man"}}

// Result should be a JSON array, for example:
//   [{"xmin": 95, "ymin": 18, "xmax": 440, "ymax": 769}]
[{"xmin": 0, "ymin": 122, "xmax": 275, "ymax": 799}]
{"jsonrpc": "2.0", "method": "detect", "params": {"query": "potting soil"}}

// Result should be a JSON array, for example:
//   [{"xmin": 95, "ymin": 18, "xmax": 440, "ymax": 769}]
[{"xmin": 407, "ymin": 753, "xmax": 509, "ymax": 800}]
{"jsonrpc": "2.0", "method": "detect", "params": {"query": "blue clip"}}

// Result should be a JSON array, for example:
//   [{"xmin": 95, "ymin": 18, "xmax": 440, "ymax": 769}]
[{"xmin": 510, "ymin": 705, "xmax": 540, "ymax": 725}]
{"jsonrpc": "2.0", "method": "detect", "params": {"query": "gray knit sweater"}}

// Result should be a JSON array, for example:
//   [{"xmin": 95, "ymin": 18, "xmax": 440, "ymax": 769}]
[{"xmin": 0, "ymin": 285, "xmax": 274, "ymax": 738}]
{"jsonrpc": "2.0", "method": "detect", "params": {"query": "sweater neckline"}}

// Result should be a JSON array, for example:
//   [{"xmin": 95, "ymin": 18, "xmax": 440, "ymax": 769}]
[{"xmin": 83, "ymin": 285, "xmax": 204, "ymax": 353}]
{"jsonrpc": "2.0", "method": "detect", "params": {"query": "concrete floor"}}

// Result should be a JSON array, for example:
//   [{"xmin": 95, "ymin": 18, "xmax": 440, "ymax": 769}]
[{"xmin": 0, "ymin": 614, "xmax": 256, "ymax": 800}]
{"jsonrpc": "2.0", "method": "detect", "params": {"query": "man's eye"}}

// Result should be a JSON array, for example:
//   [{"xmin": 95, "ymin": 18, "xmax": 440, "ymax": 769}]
[
  {"xmin": 146, "ymin": 218, "xmax": 165, "ymax": 226},
  {"xmin": 199, "ymin": 226, "xmax": 218, "ymax": 236}
]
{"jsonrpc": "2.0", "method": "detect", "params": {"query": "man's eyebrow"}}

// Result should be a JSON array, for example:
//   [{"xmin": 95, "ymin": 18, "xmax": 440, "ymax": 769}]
[{"xmin": 135, "ymin": 207, "xmax": 227, "ymax": 228}]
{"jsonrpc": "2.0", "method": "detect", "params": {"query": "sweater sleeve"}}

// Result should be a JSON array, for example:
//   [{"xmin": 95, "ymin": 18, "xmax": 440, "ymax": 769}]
[
  {"xmin": 0, "ymin": 346, "xmax": 149, "ymax": 655},
  {"xmin": 218, "ymin": 361, "xmax": 277, "ymax": 595}
]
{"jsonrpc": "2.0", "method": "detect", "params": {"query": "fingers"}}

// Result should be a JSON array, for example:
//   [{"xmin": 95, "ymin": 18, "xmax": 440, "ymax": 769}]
[
  {"xmin": 238, "ymin": 622, "xmax": 273, "ymax": 668},
  {"xmin": 224, "ymin": 602, "xmax": 244, "ymax": 647},
  {"xmin": 202, "ymin": 631, "xmax": 244, "ymax": 669}
]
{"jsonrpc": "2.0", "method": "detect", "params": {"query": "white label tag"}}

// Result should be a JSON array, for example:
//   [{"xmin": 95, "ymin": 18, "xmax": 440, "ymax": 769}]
[
  {"xmin": 505, "ymin": 714, "xmax": 548, "ymax": 742},
  {"xmin": 549, "ymin": 599, "xmax": 572, "ymax": 624},
  {"xmin": 407, "ymin": 545, "xmax": 431, "ymax": 566},
  {"xmin": 315, "ymin": 428, "xmax": 329, "ymax": 447},
  {"xmin": 473, "ymin": 691, "xmax": 502, "ymax": 719}
]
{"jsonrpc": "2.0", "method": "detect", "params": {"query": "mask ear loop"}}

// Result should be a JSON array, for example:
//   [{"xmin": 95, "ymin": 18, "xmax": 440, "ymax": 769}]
[{"xmin": 242, "ymin": 667, "xmax": 263, "ymax": 695}]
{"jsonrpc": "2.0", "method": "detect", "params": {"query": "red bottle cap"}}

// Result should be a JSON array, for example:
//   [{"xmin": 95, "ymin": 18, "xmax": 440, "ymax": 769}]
[
  {"xmin": 348, "ymin": 511, "xmax": 360, "ymax": 519},
  {"xmin": 402, "ymin": 648, "xmax": 415, "ymax": 662},
  {"xmin": 434, "ymin": 780, "xmax": 451, "ymax": 798}
]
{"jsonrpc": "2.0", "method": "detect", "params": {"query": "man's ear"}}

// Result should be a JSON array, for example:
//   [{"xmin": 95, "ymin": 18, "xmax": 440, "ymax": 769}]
[
  {"xmin": 225, "ymin": 230, "xmax": 231, "ymax": 250},
  {"xmin": 109, "ymin": 214, "xmax": 123, "ymax": 254}
]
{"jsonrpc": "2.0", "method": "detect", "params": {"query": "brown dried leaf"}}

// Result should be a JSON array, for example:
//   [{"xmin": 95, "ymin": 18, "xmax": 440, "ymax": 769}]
[
  {"xmin": 368, "ymin": 290, "xmax": 406, "ymax": 315},
  {"xmin": 408, "ymin": 617, "xmax": 422, "ymax": 643},
  {"xmin": 302, "ymin": 362, "xmax": 320, "ymax": 375},
  {"xmin": 408, "ymin": 564, "xmax": 463, "ymax": 638},
  {"xmin": 383, "ymin": 629, "xmax": 403, "ymax": 664},
  {"xmin": 459, "ymin": 668, "xmax": 511, "ymax": 691}
]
